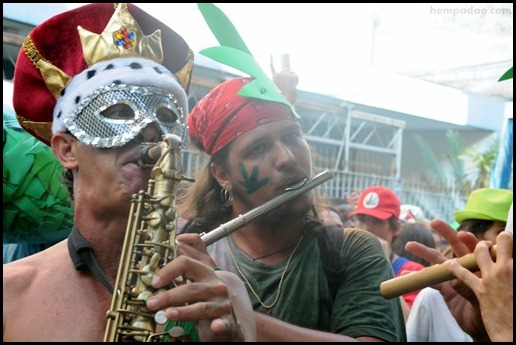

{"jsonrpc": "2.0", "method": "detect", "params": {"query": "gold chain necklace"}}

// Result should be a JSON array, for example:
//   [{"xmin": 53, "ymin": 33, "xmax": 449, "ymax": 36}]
[{"xmin": 225, "ymin": 235, "xmax": 304, "ymax": 309}]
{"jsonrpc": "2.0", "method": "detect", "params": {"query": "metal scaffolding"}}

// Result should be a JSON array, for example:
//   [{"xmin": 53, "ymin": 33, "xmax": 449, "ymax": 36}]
[{"xmin": 300, "ymin": 101, "xmax": 405, "ymax": 179}]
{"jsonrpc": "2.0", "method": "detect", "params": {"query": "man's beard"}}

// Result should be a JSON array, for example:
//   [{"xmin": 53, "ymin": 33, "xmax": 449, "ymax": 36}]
[{"xmin": 233, "ymin": 187, "xmax": 313, "ymax": 233}]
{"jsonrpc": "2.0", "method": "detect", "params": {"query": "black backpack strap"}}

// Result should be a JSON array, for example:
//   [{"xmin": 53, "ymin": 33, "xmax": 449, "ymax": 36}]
[
  {"xmin": 176, "ymin": 219, "xmax": 206, "ymax": 235},
  {"xmin": 177, "ymin": 218, "xmax": 195, "ymax": 234},
  {"xmin": 316, "ymin": 224, "xmax": 345, "ymax": 300}
]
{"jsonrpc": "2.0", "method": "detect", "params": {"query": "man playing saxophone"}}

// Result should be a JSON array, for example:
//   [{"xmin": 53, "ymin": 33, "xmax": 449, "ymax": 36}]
[{"xmin": 3, "ymin": 3, "xmax": 255, "ymax": 342}]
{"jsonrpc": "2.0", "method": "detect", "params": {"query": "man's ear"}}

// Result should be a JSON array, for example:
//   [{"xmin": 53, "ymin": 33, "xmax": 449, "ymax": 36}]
[
  {"xmin": 393, "ymin": 219, "xmax": 402, "ymax": 237},
  {"xmin": 210, "ymin": 163, "xmax": 231, "ymax": 191},
  {"xmin": 51, "ymin": 133, "xmax": 78, "ymax": 170}
]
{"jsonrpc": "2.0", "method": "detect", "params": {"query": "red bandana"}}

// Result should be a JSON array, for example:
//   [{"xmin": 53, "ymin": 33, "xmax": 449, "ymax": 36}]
[{"xmin": 188, "ymin": 77, "xmax": 296, "ymax": 155}]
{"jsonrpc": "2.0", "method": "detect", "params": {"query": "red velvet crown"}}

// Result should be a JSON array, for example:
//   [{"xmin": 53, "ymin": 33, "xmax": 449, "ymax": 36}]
[{"xmin": 13, "ymin": 3, "xmax": 193, "ymax": 146}]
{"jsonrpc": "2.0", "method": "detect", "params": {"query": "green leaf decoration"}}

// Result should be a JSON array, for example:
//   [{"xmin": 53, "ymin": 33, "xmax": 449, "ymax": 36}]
[
  {"xmin": 498, "ymin": 67, "xmax": 513, "ymax": 81},
  {"xmin": 197, "ymin": 3, "xmax": 300, "ymax": 118},
  {"xmin": 3, "ymin": 112, "xmax": 74, "ymax": 244},
  {"xmin": 197, "ymin": 3, "xmax": 251, "ymax": 55}
]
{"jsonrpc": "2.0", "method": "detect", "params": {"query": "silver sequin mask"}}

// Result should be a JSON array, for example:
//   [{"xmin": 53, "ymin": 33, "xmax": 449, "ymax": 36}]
[{"xmin": 64, "ymin": 83, "xmax": 185, "ymax": 148}]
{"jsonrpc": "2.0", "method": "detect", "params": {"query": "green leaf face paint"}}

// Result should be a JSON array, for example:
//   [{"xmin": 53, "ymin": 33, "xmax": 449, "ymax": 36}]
[{"xmin": 238, "ymin": 162, "xmax": 269, "ymax": 194}]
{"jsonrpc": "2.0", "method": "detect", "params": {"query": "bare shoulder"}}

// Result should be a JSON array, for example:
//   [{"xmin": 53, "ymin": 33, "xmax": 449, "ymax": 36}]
[
  {"xmin": 3, "ymin": 251, "xmax": 44, "ymax": 337},
  {"xmin": 3, "ymin": 254, "xmax": 41, "ymax": 294},
  {"xmin": 3, "ymin": 241, "xmax": 77, "ymax": 341},
  {"xmin": 3, "ymin": 241, "xmax": 68, "ymax": 297}
]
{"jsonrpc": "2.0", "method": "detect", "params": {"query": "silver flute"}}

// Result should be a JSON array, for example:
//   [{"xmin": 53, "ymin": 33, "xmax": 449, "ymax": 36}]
[{"xmin": 200, "ymin": 170, "xmax": 333, "ymax": 246}]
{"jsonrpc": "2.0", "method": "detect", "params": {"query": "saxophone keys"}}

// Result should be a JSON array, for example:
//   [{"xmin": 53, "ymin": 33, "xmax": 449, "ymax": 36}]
[
  {"xmin": 154, "ymin": 310, "xmax": 168, "ymax": 325},
  {"xmin": 168, "ymin": 326, "xmax": 185, "ymax": 338}
]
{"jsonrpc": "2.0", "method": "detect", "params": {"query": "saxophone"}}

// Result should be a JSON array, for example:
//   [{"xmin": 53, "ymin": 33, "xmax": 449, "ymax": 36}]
[{"xmin": 104, "ymin": 133, "xmax": 192, "ymax": 342}]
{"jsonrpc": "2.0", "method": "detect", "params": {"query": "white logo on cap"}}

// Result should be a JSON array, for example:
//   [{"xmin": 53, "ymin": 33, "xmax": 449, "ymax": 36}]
[{"xmin": 363, "ymin": 192, "xmax": 380, "ymax": 209}]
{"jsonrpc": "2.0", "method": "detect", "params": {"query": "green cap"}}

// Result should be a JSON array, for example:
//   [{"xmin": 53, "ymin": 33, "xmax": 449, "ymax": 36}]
[{"xmin": 454, "ymin": 188, "xmax": 513, "ymax": 223}]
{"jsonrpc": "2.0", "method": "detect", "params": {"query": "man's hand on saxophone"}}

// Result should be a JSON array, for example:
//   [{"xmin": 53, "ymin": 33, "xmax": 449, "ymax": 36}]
[{"xmin": 146, "ymin": 254, "xmax": 255, "ymax": 342}]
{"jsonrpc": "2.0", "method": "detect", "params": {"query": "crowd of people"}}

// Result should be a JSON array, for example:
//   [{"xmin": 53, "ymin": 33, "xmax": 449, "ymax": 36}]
[{"xmin": 3, "ymin": 2, "xmax": 513, "ymax": 342}]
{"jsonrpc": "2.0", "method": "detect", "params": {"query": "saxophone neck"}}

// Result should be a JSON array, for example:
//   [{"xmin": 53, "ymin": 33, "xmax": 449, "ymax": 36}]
[{"xmin": 139, "ymin": 134, "xmax": 183, "ymax": 169}]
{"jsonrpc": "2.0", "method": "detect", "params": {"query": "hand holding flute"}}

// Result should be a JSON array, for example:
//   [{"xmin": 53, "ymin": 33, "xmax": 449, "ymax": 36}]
[
  {"xmin": 449, "ymin": 231, "xmax": 512, "ymax": 342},
  {"xmin": 174, "ymin": 170, "xmax": 332, "ymax": 263},
  {"xmin": 382, "ymin": 217, "xmax": 513, "ymax": 342},
  {"xmin": 380, "ymin": 244, "xmax": 497, "ymax": 299}
]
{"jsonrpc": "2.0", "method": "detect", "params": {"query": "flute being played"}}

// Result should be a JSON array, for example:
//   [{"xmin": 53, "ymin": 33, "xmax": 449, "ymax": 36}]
[
  {"xmin": 380, "ymin": 245, "xmax": 497, "ymax": 299},
  {"xmin": 200, "ymin": 170, "xmax": 333, "ymax": 246}
]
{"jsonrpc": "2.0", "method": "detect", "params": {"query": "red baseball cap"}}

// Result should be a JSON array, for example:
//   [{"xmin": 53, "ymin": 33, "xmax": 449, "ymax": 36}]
[{"xmin": 349, "ymin": 186, "xmax": 401, "ymax": 220}]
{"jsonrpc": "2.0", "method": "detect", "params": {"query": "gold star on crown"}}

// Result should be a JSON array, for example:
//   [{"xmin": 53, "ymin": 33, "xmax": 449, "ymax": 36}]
[
  {"xmin": 23, "ymin": 3, "xmax": 192, "ymax": 102},
  {"xmin": 78, "ymin": 3, "xmax": 164, "ymax": 67}
]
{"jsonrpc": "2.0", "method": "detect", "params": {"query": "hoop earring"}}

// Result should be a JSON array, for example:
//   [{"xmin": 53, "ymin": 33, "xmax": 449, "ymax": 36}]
[{"xmin": 220, "ymin": 188, "xmax": 233, "ymax": 208}]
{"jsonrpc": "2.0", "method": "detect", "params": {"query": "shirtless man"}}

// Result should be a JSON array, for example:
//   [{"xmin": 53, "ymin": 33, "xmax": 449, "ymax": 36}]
[{"xmin": 3, "ymin": 3, "xmax": 254, "ymax": 342}]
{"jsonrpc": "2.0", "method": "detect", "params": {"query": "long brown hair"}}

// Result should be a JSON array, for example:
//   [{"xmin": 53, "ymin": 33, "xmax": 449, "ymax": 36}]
[{"xmin": 177, "ymin": 138, "xmax": 233, "ymax": 227}]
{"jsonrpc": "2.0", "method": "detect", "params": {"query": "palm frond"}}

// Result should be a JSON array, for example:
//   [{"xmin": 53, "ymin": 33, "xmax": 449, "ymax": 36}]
[
  {"xmin": 413, "ymin": 134, "xmax": 445, "ymax": 183},
  {"xmin": 445, "ymin": 130, "xmax": 466, "ymax": 183}
]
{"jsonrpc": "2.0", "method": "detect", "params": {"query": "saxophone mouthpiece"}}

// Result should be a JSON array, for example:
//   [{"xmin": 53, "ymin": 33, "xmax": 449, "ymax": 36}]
[{"xmin": 139, "ymin": 142, "xmax": 162, "ymax": 167}]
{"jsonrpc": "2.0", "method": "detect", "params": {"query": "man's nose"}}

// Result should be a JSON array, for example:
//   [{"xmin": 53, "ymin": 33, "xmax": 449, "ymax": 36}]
[
  {"xmin": 140, "ymin": 123, "xmax": 162, "ymax": 143},
  {"xmin": 274, "ymin": 142, "xmax": 296, "ymax": 169}
]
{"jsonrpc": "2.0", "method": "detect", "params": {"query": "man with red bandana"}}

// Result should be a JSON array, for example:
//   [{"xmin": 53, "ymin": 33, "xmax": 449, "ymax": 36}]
[
  {"xmin": 177, "ymin": 74, "xmax": 406, "ymax": 341},
  {"xmin": 173, "ymin": 7, "xmax": 406, "ymax": 340}
]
